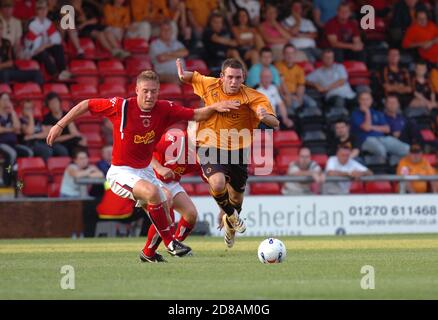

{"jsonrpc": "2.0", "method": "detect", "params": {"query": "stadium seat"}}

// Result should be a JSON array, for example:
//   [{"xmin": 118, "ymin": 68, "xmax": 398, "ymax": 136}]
[
  {"xmin": 421, "ymin": 129, "xmax": 436, "ymax": 142},
  {"xmin": 273, "ymin": 131, "xmax": 301, "ymax": 148},
  {"xmin": 43, "ymin": 83, "xmax": 71, "ymax": 99},
  {"xmin": 48, "ymin": 181, "xmax": 61, "ymax": 198},
  {"xmin": 47, "ymin": 156, "xmax": 71, "ymax": 184},
  {"xmin": 70, "ymin": 84, "xmax": 98, "ymax": 101},
  {"xmin": 364, "ymin": 181, "xmax": 394, "ymax": 194},
  {"xmin": 99, "ymin": 83, "xmax": 127, "ymax": 98},
  {"xmin": 194, "ymin": 183, "xmax": 210, "ymax": 196},
  {"xmin": 250, "ymin": 182, "xmax": 281, "ymax": 195},
  {"xmin": 67, "ymin": 37, "xmax": 96, "ymax": 59},
  {"xmin": 123, "ymin": 38, "xmax": 148, "ymax": 54},
  {"xmin": 181, "ymin": 183, "xmax": 195, "ymax": 196},
  {"xmin": 125, "ymin": 56, "xmax": 152, "ymax": 77},
  {"xmin": 15, "ymin": 59, "xmax": 40, "ymax": 71},
  {"xmin": 312, "ymin": 154, "xmax": 328, "ymax": 169},
  {"xmin": 185, "ymin": 59, "xmax": 209, "ymax": 75},
  {"xmin": 343, "ymin": 61, "xmax": 370, "ymax": 77},
  {"xmin": 350, "ymin": 181, "xmax": 364, "ymax": 194},
  {"xmin": 297, "ymin": 61, "xmax": 315, "ymax": 75},
  {"xmin": 424, "ymin": 154, "xmax": 437, "ymax": 167},
  {"xmin": 181, "ymin": 83, "xmax": 198, "ymax": 101},
  {"xmin": 0, "ymin": 83, "xmax": 12, "ymax": 96},
  {"xmin": 69, "ymin": 59, "xmax": 98, "ymax": 76},
  {"xmin": 126, "ymin": 83, "xmax": 136, "ymax": 96},
  {"xmin": 73, "ymin": 76, "xmax": 100, "ymax": 88},
  {"xmin": 13, "ymin": 82, "xmax": 43, "ymax": 100},
  {"xmin": 98, "ymin": 59, "xmax": 127, "ymax": 77},
  {"xmin": 17, "ymin": 157, "xmax": 49, "ymax": 197},
  {"xmin": 277, "ymin": 146, "xmax": 299, "ymax": 156},
  {"xmin": 275, "ymin": 154, "xmax": 297, "ymax": 174},
  {"xmin": 364, "ymin": 17, "xmax": 386, "ymax": 41},
  {"xmin": 82, "ymin": 131, "xmax": 104, "ymax": 148},
  {"xmin": 159, "ymin": 83, "xmax": 183, "ymax": 100}
]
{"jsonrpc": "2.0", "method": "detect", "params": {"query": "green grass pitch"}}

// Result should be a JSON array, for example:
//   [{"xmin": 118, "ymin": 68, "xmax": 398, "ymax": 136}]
[{"xmin": 0, "ymin": 234, "xmax": 437, "ymax": 299}]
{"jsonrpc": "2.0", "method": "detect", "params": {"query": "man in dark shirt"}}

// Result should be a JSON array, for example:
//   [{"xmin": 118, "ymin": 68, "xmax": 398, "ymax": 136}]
[{"xmin": 329, "ymin": 119, "xmax": 360, "ymax": 159}]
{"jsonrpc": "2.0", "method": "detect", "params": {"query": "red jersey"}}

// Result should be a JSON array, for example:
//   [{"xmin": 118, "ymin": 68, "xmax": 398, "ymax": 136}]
[
  {"xmin": 153, "ymin": 129, "xmax": 201, "ymax": 183},
  {"xmin": 88, "ymin": 97, "xmax": 195, "ymax": 168}
]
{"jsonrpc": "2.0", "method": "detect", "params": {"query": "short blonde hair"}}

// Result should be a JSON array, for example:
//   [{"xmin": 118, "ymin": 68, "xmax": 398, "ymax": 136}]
[{"xmin": 137, "ymin": 70, "xmax": 160, "ymax": 84}]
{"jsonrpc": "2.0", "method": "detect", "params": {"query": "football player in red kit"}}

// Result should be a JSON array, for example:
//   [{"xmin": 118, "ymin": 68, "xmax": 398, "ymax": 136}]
[
  {"xmin": 47, "ymin": 70, "xmax": 239, "ymax": 262},
  {"xmin": 142, "ymin": 124, "xmax": 204, "ymax": 262}
]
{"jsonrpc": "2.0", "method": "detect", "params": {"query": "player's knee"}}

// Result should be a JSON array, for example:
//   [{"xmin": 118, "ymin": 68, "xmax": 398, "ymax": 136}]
[
  {"xmin": 185, "ymin": 208, "xmax": 198, "ymax": 224},
  {"xmin": 208, "ymin": 175, "xmax": 226, "ymax": 193}
]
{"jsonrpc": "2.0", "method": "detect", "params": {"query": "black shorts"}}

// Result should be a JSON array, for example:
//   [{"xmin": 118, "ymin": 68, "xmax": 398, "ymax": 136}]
[{"xmin": 198, "ymin": 147, "xmax": 249, "ymax": 193}]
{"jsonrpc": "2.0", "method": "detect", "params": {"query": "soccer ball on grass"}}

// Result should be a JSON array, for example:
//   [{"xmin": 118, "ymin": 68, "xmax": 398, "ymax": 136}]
[{"xmin": 257, "ymin": 238, "xmax": 286, "ymax": 264}]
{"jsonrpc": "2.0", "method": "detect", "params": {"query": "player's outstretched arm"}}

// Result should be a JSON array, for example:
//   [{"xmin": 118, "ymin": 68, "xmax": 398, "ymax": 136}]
[
  {"xmin": 46, "ymin": 100, "xmax": 90, "ymax": 146},
  {"xmin": 193, "ymin": 101, "xmax": 240, "ymax": 121},
  {"xmin": 176, "ymin": 58, "xmax": 194, "ymax": 83},
  {"xmin": 257, "ymin": 106, "xmax": 280, "ymax": 129}
]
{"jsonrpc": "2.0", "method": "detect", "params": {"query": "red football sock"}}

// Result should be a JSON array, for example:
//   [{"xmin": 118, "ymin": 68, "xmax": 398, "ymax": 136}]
[
  {"xmin": 175, "ymin": 216, "xmax": 195, "ymax": 242},
  {"xmin": 142, "ymin": 206, "xmax": 176, "ymax": 256},
  {"xmin": 144, "ymin": 202, "xmax": 174, "ymax": 247}
]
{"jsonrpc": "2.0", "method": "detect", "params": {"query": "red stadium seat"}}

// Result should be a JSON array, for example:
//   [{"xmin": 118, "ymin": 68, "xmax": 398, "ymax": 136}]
[
  {"xmin": 15, "ymin": 59, "xmax": 40, "ymax": 71},
  {"xmin": 250, "ymin": 182, "xmax": 281, "ymax": 195},
  {"xmin": 312, "ymin": 154, "xmax": 328, "ymax": 169},
  {"xmin": 424, "ymin": 154, "xmax": 437, "ymax": 167},
  {"xmin": 277, "ymin": 146, "xmax": 299, "ymax": 156},
  {"xmin": 101, "ymin": 76, "xmax": 129, "ymax": 86},
  {"xmin": 273, "ymin": 131, "xmax": 301, "ymax": 148},
  {"xmin": 421, "ymin": 129, "xmax": 436, "ymax": 142},
  {"xmin": 364, "ymin": 17, "xmax": 386, "ymax": 41},
  {"xmin": 99, "ymin": 83, "xmax": 127, "ymax": 98},
  {"xmin": 125, "ymin": 56, "xmax": 152, "ymax": 77},
  {"xmin": 67, "ymin": 37, "xmax": 96, "ymax": 59},
  {"xmin": 297, "ymin": 61, "xmax": 314, "ymax": 75},
  {"xmin": 349, "ymin": 181, "xmax": 364, "ymax": 194},
  {"xmin": 98, "ymin": 59, "xmax": 126, "ymax": 77},
  {"xmin": 48, "ymin": 182, "xmax": 61, "ymax": 198},
  {"xmin": 70, "ymin": 84, "xmax": 98, "ymax": 101},
  {"xmin": 43, "ymin": 83, "xmax": 71, "ymax": 99},
  {"xmin": 17, "ymin": 157, "xmax": 49, "ymax": 197},
  {"xmin": 181, "ymin": 183, "xmax": 195, "ymax": 196},
  {"xmin": 69, "ymin": 59, "xmax": 98, "ymax": 76},
  {"xmin": 181, "ymin": 83, "xmax": 197, "ymax": 101},
  {"xmin": 47, "ymin": 156, "xmax": 71, "ymax": 184},
  {"xmin": 275, "ymin": 154, "xmax": 297, "ymax": 174},
  {"xmin": 0, "ymin": 83, "xmax": 12, "ymax": 96},
  {"xmin": 82, "ymin": 131, "xmax": 104, "ymax": 148},
  {"xmin": 185, "ymin": 59, "xmax": 209, "ymax": 75},
  {"xmin": 123, "ymin": 38, "xmax": 149, "ymax": 53},
  {"xmin": 159, "ymin": 83, "xmax": 183, "ymax": 100},
  {"xmin": 126, "ymin": 83, "xmax": 136, "ymax": 96},
  {"xmin": 73, "ymin": 76, "xmax": 99, "ymax": 88},
  {"xmin": 194, "ymin": 183, "xmax": 211, "ymax": 196},
  {"xmin": 364, "ymin": 181, "xmax": 394, "ymax": 194},
  {"xmin": 343, "ymin": 61, "xmax": 370, "ymax": 77},
  {"xmin": 13, "ymin": 82, "xmax": 43, "ymax": 100}
]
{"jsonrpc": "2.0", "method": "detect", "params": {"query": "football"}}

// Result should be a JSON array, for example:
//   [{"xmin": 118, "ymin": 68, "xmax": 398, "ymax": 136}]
[{"xmin": 257, "ymin": 238, "xmax": 287, "ymax": 264}]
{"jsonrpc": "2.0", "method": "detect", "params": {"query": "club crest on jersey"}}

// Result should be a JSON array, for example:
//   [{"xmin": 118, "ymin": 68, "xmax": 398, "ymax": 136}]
[
  {"xmin": 134, "ymin": 131, "xmax": 155, "ymax": 144},
  {"xmin": 174, "ymin": 167, "xmax": 185, "ymax": 175}
]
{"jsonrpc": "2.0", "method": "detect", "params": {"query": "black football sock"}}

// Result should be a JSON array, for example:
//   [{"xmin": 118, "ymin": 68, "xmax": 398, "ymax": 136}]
[{"xmin": 210, "ymin": 187, "xmax": 235, "ymax": 216}]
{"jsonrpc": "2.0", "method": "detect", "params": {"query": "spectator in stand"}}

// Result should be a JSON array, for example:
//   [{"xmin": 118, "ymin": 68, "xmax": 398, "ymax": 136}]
[
  {"xmin": 231, "ymin": 8, "xmax": 264, "ymax": 66},
  {"xmin": 0, "ymin": 20, "xmax": 44, "ymax": 85},
  {"xmin": 24, "ymin": 0, "xmax": 72, "ymax": 81},
  {"xmin": 0, "ymin": 93, "xmax": 33, "ymax": 186},
  {"xmin": 256, "ymin": 68, "xmax": 294, "ymax": 130},
  {"xmin": 149, "ymin": 20, "xmax": 189, "ymax": 84},
  {"xmin": 60, "ymin": 147, "xmax": 103, "ymax": 198},
  {"xmin": 168, "ymin": 0, "xmax": 191, "ymax": 43},
  {"xmin": 322, "ymin": 145, "xmax": 372, "ymax": 195},
  {"xmin": 276, "ymin": 44, "xmax": 317, "ymax": 111},
  {"xmin": 323, "ymin": 3, "xmax": 365, "ymax": 63},
  {"xmin": 381, "ymin": 48, "xmax": 412, "ymax": 108},
  {"xmin": 231, "ymin": 0, "xmax": 260, "ymax": 26},
  {"xmin": 12, "ymin": 0, "xmax": 35, "ymax": 22},
  {"xmin": 282, "ymin": 0, "xmax": 320, "ymax": 62},
  {"xmin": 403, "ymin": 9, "xmax": 438, "ymax": 64},
  {"xmin": 384, "ymin": 94, "xmax": 424, "ymax": 146},
  {"xmin": 282, "ymin": 147, "xmax": 324, "ymax": 195},
  {"xmin": 186, "ymin": 0, "xmax": 218, "ymax": 44},
  {"xmin": 202, "ymin": 12, "xmax": 244, "ymax": 73},
  {"xmin": 96, "ymin": 145, "xmax": 112, "ymax": 176},
  {"xmin": 397, "ymin": 144, "xmax": 438, "ymax": 193},
  {"xmin": 42, "ymin": 92, "xmax": 86, "ymax": 157},
  {"xmin": 19, "ymin": 100, "xmax": 55, "ymax": 162},
  {"xmin": 390, "ymin": 0, "xmax": 428, "ymax": 47},
  {"xmin": 0, "ymin": 0, "xmax": 23, "ymax": 58},
  {"xmin": 306, "ymin": 49, "xmax": 356, "ymax": 110},
  {"xmin": 409, "ymin": 61, "xmax": 437, "ymax": 110},
  {"xmin": 71, "ymin": 0, "xmax": 130, "ymax": 59},
  {"xmin": 312, "ymin": 0, "xmax": 342, "ymax": 28},
  {"xmin": 351, "ymin": 91, "xmax": 410, "ymax": 165},
  {"xmin": 328, "ymin": 119, "xmax": 360, "ymax": 159},
  {"xmin": 258, "ymin": 4, "xmax": 292, "ymax": 62},
  {"xmin": 246, "ymin": 47, "xmax": 281, "ymax": 88}
]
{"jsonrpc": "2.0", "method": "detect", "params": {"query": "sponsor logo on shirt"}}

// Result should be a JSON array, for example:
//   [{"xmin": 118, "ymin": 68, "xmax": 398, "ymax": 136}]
[{"xmin": 134, "ymin": 131, "xmax": 156, "ymax": 144}]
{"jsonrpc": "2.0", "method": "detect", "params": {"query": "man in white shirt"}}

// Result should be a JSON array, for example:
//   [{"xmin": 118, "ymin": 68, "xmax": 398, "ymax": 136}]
[
  {"xmin": 256, "ymin": 67, "xmax": 293, "ymax": 129},
  {"xmin": 0, "ymin": 0, "xmax": 22, "ymax": 57},
  {"xmin": 323, "ymin": 145, "xmax": 372, "ymax": 194},
  {"xmin": 149, "ymin": 20, "xmax": 189, "ymax": 83},
  {"xmin": 282, "ymin": 0, "xmax": 320, "ymax": 62}
]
